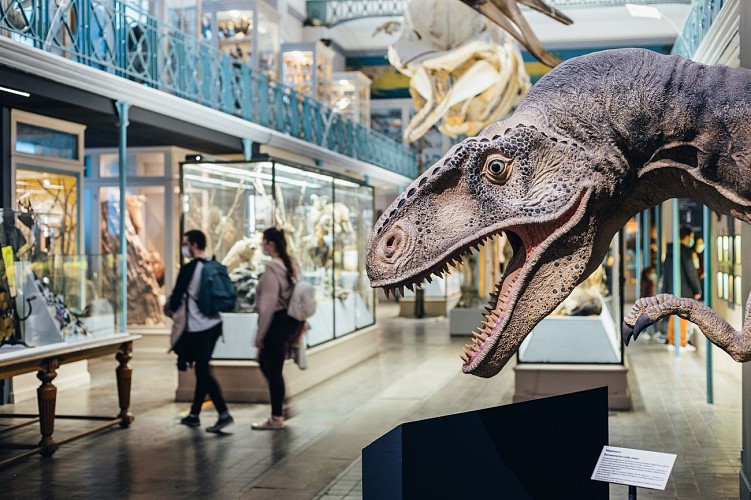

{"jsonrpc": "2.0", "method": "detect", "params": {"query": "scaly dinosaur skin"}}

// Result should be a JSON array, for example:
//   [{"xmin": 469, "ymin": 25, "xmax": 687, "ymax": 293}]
[{"xmin": 366, "ymin": 48, "xmax": 751, "ymax": 378}]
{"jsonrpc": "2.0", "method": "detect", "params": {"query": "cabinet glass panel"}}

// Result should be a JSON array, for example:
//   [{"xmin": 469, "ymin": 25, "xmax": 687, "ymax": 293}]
[
  {"xmin": 334, "ymin": 180, "xmax": 375, "ymax": 332},
  {"xmin": 15, "ymin": 168, "xmax": 78, "ymax": 255},
  {"xmin": 15, "ymin": 123, "xmax": 78, "ymax": 160},
  {"xmin": 216, "ymin": 9, "xmax": 253, "ymax": 61},
  {"xmin": 182, "ymin": 162, "xmax": 273, "ymax": 262},
  {"xmin": 273, "ymin": 163, "xmax": 335, "ymax": 346},
  {"xmin": 257, "ymin": 10, "xmax": 279, "ymax": 78},
  {"xmin": 282, "ymin": 50, "xmax": 315, "ymax": 96},
  {"xmin": 372, "ymin": 107, "xmax": 404, "ymax": 144},
  {"xmin": 518, "ymin": 234, "xmax": 622, "ymax": 364},
  {"xmin": 99, "ymin": 152, "xmax": 166, "ymax": 177},
  {"xmin": 99, "ymin": 186, "xmax": 166, "ymax": 326}
]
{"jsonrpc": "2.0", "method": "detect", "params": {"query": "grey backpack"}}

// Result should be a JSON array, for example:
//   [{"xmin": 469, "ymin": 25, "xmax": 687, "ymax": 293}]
[
  {"xmin": 287, "ymin": 278, "xmax": 317, "ymax": 321},
  {"xmin": 268, "ymin": 260, "xmax": 317, "ymax": 321}
]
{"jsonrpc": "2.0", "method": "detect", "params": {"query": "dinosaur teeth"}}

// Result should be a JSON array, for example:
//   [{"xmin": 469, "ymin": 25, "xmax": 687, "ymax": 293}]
[
  {"xmin": 426, "ymin": 276, "xmax": 432, "ymax": 284},
  {"xmin": 460, "ymin": 354, "xmax": 469, "ymax": 363},
  {"xmin": 466, "ymin": 343, "xmax": 479, "ymax": 353},
  {"xmin": 472, "ymin": 331, "xmax": 484, "ymax": 340}
]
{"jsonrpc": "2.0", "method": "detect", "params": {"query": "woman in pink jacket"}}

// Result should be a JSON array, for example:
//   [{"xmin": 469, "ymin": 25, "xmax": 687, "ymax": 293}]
[{"xmin": 252, "ymin": 227, "xmax": 302, "ymax": 430}]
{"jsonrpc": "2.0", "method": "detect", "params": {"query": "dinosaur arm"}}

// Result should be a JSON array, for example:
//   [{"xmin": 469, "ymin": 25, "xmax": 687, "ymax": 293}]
[{"xmin": 623, "ymin": 294, "xmax": 751, "ymax": 362}]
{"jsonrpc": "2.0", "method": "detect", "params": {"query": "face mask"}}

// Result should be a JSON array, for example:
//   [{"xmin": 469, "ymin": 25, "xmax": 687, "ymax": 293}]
[
  {"xmin": 687, "ymin": 237, "xmax": 695, "ymax": 248},
  {"xmin": 181, "ymin": 244, "xmax": 192, "ymax": 259}
]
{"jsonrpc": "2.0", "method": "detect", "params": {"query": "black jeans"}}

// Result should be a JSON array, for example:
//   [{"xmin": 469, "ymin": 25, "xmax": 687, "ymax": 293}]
[
  {"xmin": 258, "ymin": 310, "xmax": 300, "ymax": 417},
  {"xmin": 183, "ymin": 324, "xmax": 228, "ymax": 416}
]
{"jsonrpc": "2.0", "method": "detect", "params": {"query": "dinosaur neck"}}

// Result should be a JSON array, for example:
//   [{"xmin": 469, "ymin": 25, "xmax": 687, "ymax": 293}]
[{"xmin": 520, "ymin": 49, "xmax": 751, "ymax": 224}]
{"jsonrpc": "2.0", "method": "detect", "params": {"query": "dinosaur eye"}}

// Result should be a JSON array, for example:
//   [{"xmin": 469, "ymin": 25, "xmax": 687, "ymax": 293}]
[
  {"xmin": 489, "ymin": 160, "xmax": 504, "ymax": 174},
  {"xmin": 483, "ymin": 158, "xmax": 511, "ymax": 184}
]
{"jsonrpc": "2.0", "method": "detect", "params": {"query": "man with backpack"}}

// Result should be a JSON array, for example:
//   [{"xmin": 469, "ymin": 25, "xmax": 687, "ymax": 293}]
[{"xmin": 168, "ymin": 229, "xmax": 234, "ymax": 433}]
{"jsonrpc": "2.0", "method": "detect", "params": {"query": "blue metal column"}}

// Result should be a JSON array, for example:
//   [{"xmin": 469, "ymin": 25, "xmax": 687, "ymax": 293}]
[
  {"xmin": 635, "ymin": 212, "xmax": 642, "ymax": 298},
  {"xmin": 242, "ymin": 138, "xmax": 253, "ymax": 161},
  {"xmin": 703, "ymin": 206, "xmax": 713, "ymax": 403},
  {"xmin": 672, "ymin": 199, "xmax": 681, "ymax": 358},
  {"xmin": 656, "ymin": 204, "xmax": 663, "ymax": 286},
  {"xmin": 116, "ymin": 100, "xmax": 131, "ymax": 333}
]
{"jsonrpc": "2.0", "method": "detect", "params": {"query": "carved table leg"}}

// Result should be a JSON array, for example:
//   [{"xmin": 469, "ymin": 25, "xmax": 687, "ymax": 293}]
[
  {"xmin": 116, "ymin": 342, "xmax": 134, "ymax": 428},
  {"xmin": 37, "ymin": 359, "xmax": 60, "ymax": 457}
]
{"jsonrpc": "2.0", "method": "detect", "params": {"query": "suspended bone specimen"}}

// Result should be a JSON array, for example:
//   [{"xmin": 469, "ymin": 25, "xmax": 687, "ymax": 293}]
[
  {"xmin": 388, "ymin": 0, "xmax": 530, "ymax": 142},
  {"xmin": 460, "ymin": 0, "xmax": 573, "ymax": 68}
]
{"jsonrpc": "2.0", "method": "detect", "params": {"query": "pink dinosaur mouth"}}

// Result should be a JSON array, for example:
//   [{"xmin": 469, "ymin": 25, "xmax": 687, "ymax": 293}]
[{"xmin": 460, "ymin": 192, "xmax": 590, "ymax": 371}]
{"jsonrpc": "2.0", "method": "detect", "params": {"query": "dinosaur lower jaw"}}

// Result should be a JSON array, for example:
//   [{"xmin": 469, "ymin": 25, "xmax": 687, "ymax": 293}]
[
  {"xmin": 460, "ymin": 192, "xmax": 590, "ymax": 373},
  {"xmin": 459, "ymin": 229, "xmax": 530, "ymax": 368}
]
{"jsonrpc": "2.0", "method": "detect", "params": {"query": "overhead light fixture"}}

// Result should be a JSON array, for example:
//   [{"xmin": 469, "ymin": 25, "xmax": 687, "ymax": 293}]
[
  {"xmin": 625, "ymin": 3, "xmax": 686, "ymax": 46},
  {"xmin": 0, "ymin": 85, "xmax": 30, "ymax": 97},
  {"xmin": 625, "ymin": 4, "xmax": 662, "ymax": 20}
]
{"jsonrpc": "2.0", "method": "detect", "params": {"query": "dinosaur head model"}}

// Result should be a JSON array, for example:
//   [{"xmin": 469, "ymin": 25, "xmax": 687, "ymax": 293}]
[{"xmin": 368, "ymin": 48, "xmax": 751, "ymax": 377}]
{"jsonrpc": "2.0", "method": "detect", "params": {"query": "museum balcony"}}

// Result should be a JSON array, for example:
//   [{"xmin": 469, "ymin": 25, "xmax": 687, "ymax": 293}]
[{"xmin": 0, "ymin": 0, "xmax": 418, "ymax": 180}]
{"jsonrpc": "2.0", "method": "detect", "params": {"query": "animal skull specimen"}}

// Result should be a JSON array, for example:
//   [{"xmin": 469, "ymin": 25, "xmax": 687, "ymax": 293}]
[{"xmin": 388, "ymin": 0, "xmax": 530, "ymax": 142}]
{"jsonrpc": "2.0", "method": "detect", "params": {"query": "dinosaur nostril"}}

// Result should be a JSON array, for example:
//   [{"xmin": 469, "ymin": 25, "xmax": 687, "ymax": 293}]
[{"xmin": 381, "ymin": 224, "xmax": 410, "ymax": 261}]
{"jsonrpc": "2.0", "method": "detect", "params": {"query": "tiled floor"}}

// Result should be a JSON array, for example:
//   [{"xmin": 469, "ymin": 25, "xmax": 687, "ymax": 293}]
[{"xmin": 0, "ymin": 303, "xmax": 742, "ymax": 499}]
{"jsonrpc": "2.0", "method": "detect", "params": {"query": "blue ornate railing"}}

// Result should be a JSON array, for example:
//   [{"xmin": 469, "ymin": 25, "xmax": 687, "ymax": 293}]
[
  {"xmin": 306, "ymin": 0, "xmax": 692, "ymax": 27},
  {"xmin": 670, "ymin": 0, "xmax": 725, "ymax": 59},
  {"xmin": 0, "ymin": 0, "xmax": 417, "ymax": 179}
]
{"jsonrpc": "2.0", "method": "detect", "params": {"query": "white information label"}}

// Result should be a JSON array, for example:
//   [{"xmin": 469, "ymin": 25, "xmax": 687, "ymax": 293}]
[{"xmin": 591, "ymin": 446, "xmax": 676, "ymax": 490}]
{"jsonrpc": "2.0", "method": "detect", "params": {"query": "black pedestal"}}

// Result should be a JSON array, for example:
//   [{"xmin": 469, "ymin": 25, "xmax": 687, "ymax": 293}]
[{"xmin": 362, "ymin": 387, "xmax": 608, "ymax": 499}]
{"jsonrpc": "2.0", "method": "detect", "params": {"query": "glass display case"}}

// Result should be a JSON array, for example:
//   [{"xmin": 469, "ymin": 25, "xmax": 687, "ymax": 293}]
[
  {"xmin": 281, "ymin": 41, "xmax": 335, "ymax": 103},
  {"xmin": 85, "ymin": 147, "xmax": 190, "ymax": 328},
  {"xmin": 14, "ymin": 168, "xmax": 80, "ymax": 256},
  {"xmin": 717, "ymin": 233, "xmax": 742, "ymax": 305},
  {"xmin": 517, "ymin": 233, "xmax": 623, "ymax": 364},
  {"xmin": 200, "ymin": 0, "xmax": 280, "ymax": 78},
  {"xmin": 330, "ymin": 71, "xmax": 372, "ymax": 126},
  {"xmin": 0, "ymin": 209, "xmax": 124, "ymax": 358},
  {"xmin": 11, "ymin": 110, "xmax": 86, "ymax": 259},
  {"xmin": 180, "ymin": 159, "xmax": 375, "ymax": 358}
]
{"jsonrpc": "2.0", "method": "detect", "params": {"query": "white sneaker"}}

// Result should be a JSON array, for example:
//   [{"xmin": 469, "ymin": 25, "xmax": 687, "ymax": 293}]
[{"xmin": 681, "ymin": 344, "xmax": 697, "ymax": 352}]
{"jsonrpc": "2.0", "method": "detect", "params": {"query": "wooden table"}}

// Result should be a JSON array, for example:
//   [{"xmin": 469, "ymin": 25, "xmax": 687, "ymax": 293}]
[{"xmin": 0, "ymin": 335, "xmax": 141, "ymax": 466}]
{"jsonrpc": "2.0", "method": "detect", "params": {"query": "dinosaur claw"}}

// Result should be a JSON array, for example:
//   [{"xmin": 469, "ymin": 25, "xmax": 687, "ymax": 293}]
[
  {"xmin": 621, "ymin": 322, "xmax": 634, "ymax": 346},
  {"xmin": 622, "ymin": 313, "xmax": 655, "ymax": 346},
  {"xmin": 632, "ymin": 313, "xmax": 654, "ymax": 341}
]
